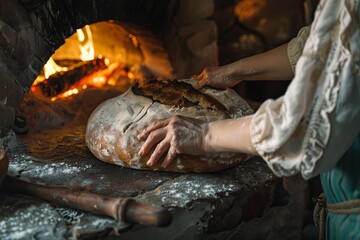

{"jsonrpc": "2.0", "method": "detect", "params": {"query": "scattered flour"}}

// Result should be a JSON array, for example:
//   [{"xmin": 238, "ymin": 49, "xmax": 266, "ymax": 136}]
[
  {"xmin": 8, "ymin": 155, "xmax": 92, "ymax": 179},
  {"xmin": 0, "ymin": 203, "xmax": 64, "ymax": 240},
  {"xmin": 149, "ymin": 178, "xmax": 237, "ymax": 208}
]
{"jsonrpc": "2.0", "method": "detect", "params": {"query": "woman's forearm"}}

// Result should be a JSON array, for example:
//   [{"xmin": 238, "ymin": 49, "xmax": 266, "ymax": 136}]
[
  {"xmin": 226, "ymin": 43, "xmax": 294, "ymax": 81},
  {"xmin": 203, "ymin": 115, "xmax": 258, "ymax": 155}
]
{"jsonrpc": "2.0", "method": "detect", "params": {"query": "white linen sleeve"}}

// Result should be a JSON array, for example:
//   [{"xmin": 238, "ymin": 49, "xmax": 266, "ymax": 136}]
[{"xmin": 250, "ymin": 0, "xmax": 360, "ymax": 179}]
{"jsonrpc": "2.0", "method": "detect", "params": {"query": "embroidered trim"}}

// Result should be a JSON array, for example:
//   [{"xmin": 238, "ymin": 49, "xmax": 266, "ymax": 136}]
[{"xmin": 287, "ymin": 26, "xmax": 311, "ymax": 73}]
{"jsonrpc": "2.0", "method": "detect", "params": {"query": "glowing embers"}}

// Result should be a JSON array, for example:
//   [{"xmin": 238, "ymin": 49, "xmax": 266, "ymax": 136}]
[{"xmin": 31, "ymin": 22, "xmax": 144, "ymax": 102}]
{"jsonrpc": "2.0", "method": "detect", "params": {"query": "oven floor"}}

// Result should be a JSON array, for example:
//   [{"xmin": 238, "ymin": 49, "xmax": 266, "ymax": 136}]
[{"xmin": 1, "ymin": 123, "xmax": 278, "ymax": 240}]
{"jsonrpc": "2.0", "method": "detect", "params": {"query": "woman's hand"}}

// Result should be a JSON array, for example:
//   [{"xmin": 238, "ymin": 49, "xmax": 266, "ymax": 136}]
[
  {"xmin": 137, "ymin": 115, "xmax": 209, "ymax": 168},
  {"xmin": 192, "ymin": 66, "xmax": 240, "ymax": 89}
]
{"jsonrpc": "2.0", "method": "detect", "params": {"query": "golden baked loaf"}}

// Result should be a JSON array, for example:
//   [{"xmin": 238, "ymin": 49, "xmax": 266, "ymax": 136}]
[{"xmin": 85, "ymin": 79, "xmax": 253, "ymax": 173}]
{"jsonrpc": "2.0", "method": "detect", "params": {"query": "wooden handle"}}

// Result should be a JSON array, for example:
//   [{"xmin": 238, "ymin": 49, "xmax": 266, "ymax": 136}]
[
  {"xmin": 124, "ymin": 199, "xmax": 173, "ymax": 227},
  {"xmin": 2, "ymin": 176, "xmax": 172, "ymax": 227}
]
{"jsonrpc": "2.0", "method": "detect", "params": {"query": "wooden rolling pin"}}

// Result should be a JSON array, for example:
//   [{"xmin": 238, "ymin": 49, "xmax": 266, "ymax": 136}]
[{"xmin": 0, "ymin": 150, "xmax": 172, "ymax": 227}]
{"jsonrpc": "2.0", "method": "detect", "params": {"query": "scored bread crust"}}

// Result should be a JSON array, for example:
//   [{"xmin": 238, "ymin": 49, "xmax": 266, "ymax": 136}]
[{"xmin": 85, "ymin": 79, "xmax": 253, "ymax": 173}]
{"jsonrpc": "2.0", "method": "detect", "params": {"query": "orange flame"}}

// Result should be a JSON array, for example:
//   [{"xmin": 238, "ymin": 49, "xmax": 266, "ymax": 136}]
[
  {"xmin": 32, "ymin": 24, "xmax": 135, "ymax": 102},
  {"xmin": 34, "ymin": 25, "xmax": 95, "ymax": 85},
  {"xmin": 77, "ymin": 25, "xmax": 95, "ymax": 61}
]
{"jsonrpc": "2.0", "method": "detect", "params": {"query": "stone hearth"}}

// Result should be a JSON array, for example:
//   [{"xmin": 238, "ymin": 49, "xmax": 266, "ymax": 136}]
[{"xmin": 0, "ymin": 124, "xmax": 278, "ymax": 240}]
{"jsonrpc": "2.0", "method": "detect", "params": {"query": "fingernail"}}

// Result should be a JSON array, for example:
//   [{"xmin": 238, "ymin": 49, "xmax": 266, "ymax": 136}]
[
  {"xmin": 137, "ymin": 134, "xmax": 142, "ymax": 140},
  {"xmin": 146, "ymin": 160, "xmax": 152, "ymax": 166}
]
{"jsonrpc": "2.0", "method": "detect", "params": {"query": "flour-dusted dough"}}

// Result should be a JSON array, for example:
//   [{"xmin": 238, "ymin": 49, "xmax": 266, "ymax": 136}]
[{"xmin": 85, "ymin": 79, "xmax": 253, "ymax": 173}]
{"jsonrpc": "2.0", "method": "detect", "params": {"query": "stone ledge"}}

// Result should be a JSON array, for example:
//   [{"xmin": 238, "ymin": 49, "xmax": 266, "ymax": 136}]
[{"xmin": 1, "ymin": 123, "xmax": 278, "ymax": 239}]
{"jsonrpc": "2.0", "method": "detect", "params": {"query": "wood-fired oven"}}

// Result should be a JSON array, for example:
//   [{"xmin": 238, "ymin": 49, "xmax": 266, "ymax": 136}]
[{"xmin": 0, "ymin": 0, "xmax": 317, "ymax": 239}]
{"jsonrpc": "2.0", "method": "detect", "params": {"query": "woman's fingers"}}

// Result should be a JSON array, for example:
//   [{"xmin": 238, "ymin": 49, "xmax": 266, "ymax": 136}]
[
  {"xmin": 138, "ymin": 128, "xmax": 166, "ymax": 156},
  {"xmin": 192, "ymin": 71, "xmax": 207, "ymax": 89},
  {"xmin": 146, "ymin": 140, "xmax": 177, "ymax": 168},
  {"xmin": 146, "ymin": 140, "xmax": 170, "ymax": 166},
  {"xmin": 138, "ymin": 115, "xmax": 206, "ymax": 168},
  {"xmin": 137, "ymin": 118, "xmax": 170, "ymax": 140},
  {"xmin": 196, "ymin": 74, "xmax": 208, "ymax": 89},
  {"xmin": 191, "ymin": 71, "xmax": 203, "ymax": 81},
  {"xmin": 162, "ymin": 147, "xmax": 177, "ymax": 168},
  {"xmin": 195, "ymin": 79, "xmax": 206, "ymax": 89}
]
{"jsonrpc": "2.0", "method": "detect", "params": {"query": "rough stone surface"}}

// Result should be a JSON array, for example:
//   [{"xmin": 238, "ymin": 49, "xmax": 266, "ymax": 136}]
[
  {"xmin": 186, "ymin": 20, "xmax": 217, "ymax": 58},
  {"xmin": 163, "ymin": 1, "xmax": 219, "ymax": 78},
  {"xmin": 0, "ymin": 194, "xmax": 128, "ymax": 240},
  {"xmin": 1, "ymin": 123, "xmax": 278, "ymax": 239},
  {"xmin": 173, "ymin": 0, "xmax": 214, "ymax": 25}
]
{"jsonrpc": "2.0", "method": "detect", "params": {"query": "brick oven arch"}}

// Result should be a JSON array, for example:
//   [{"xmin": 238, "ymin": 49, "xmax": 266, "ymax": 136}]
[
  {"xmin": 1, "ymin": 0, "xmax": 171, "ymax": 92},
  {"xmin": 0, "ymin": 0, "xmax": 218, "ymax": 137}
]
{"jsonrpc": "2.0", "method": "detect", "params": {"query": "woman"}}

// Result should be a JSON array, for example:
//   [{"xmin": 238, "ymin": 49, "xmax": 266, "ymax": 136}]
[{"xmin": 138, "ymin": 0, "xmax": 360, "ymax": 239}]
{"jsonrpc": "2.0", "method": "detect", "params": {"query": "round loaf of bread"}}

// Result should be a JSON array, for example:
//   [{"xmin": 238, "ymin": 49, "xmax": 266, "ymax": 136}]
[{"xmin": 85, "ymin": 79, "xmax": 253, "ymax": 173}]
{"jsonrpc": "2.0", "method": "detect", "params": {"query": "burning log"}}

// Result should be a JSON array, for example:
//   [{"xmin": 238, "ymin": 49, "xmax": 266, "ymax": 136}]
[
  {"xmin": 54, "ymin": 59, "xmax": 83, "ymax": 67},
  {"xmin": 35, "ymin": 57, "xmax": 107, "ymax": 98}
]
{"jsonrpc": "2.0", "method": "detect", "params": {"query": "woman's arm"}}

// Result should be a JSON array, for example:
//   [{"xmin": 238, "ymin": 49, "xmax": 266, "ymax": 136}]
[
  {"xmin": 226, "ymin": 43, "xmax": 294, "ymax": 81},
  {"xmin": 194, "ymin": 43, "xmax": 294, "ymax": 89},
  {"xmin": 138, "ymin": 115, "xmax": 258, "ymax": 167},
  {"xmin": 203, "ymin": 116, "xmax": 258, "ymax": 155}
]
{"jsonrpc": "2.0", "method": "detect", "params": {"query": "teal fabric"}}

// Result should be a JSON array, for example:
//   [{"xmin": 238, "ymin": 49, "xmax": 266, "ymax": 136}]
[{"xmin": 320, "ymin": 133, "xmax": 360, "ymax": 239}]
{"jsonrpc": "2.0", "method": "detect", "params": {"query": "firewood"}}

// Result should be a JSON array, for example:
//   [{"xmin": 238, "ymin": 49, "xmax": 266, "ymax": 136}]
[
  {"xmin": 54, "ymin": 59, "xmax": 83, "ymax": 67},
  {"xmin": 35, "ymin": 57, "xmax": 107, "ymax": 98}
]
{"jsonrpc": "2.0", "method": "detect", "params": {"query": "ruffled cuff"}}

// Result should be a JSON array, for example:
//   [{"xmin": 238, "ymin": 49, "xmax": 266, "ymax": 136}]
[{"xmin": 287, "ymin": 26, "xmax": 311, "ymax": 73}]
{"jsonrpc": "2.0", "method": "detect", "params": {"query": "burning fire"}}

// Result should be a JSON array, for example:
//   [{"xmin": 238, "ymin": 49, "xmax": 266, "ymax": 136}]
[
  {"xmin": 77, "ymin": 25, "xmax": 95, "ymax": 61},
  {"xmin": 235, "ymin": 0, "xmax": 266, "ymax": 22},
  {"xmin": 31, "ymin": 25, "xmax": 138, "ymax": 102}
]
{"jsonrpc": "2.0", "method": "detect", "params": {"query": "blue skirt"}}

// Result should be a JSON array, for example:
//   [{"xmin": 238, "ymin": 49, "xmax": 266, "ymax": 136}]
[{"xmin": 320, "ymin": 133, "xmax": 360, "ymax": 239}]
